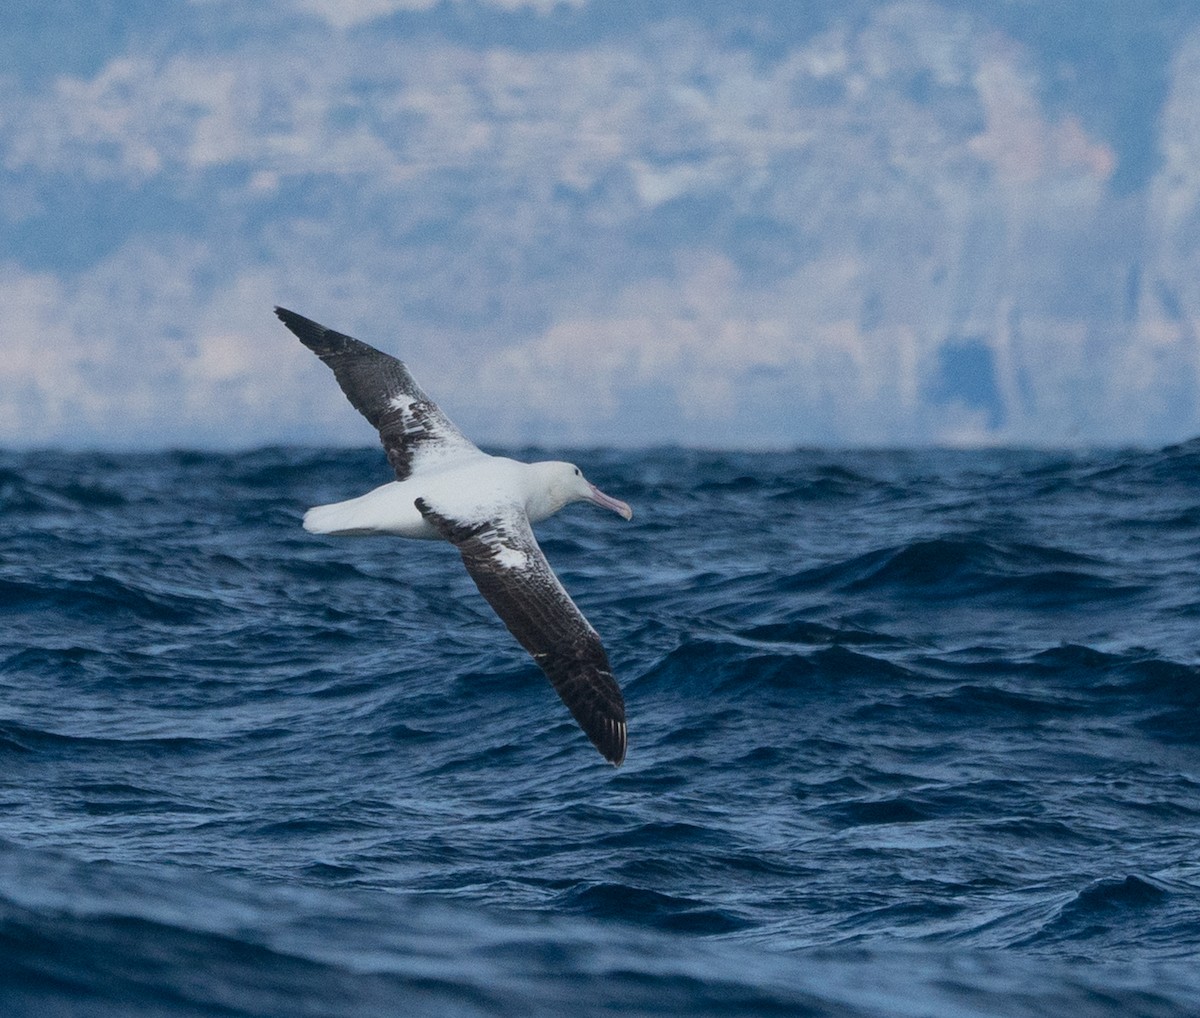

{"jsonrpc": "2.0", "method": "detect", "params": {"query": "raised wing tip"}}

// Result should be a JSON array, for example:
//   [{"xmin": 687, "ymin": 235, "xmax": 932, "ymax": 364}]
[
  {"xmin": 275, "ymin": 305, "xmax": 314, "ymax": 332},
  {"xmin": 274, "ymin": 306, "xmax": 339, "ymax": 356}
]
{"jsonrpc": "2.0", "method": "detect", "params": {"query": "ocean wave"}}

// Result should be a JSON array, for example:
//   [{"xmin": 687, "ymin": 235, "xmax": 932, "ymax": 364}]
[
  {"xmin": 1011, "ymin": 875, "xmax": 1190, "ymax": 957},
  {"xmin": 6, "ymin": 838, "xmax": 1191, "ymax": 1018},
  {"xmin": 560, "ymin": 882, "xmax": 749, "ymax": 934},
  {"xmin": 5, "ymin": 445, "xmax": 1200, "ymax": 1015},
  {"xmin": 777, "ymin": 536, "xmax": 1140, "ymax": 607},
  {"xmin": 0, "ymin": 573, "xmax": 205, "ymax": 624}
]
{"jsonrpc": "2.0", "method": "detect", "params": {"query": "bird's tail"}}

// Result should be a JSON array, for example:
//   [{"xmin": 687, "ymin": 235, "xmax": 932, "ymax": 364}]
[{"xmin": 302, "ymin": 503, "xmax": 371, "ymax": 536}]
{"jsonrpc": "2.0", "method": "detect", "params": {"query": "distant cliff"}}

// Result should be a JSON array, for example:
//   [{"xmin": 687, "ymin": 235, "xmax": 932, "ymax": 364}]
[{"xmin": 2, "ymin": 1, "xmax": 1199, "ymax": 446}]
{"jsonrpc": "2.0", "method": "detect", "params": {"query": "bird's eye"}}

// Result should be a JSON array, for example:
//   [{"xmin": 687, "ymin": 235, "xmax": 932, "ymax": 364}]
[{"xmin": 574, "ymin": 468, "xmax": 581, "ymax": 476}]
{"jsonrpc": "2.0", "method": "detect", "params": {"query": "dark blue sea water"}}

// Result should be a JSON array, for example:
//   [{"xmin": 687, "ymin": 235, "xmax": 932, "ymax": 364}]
[{"xmin": 2, "ymin": 443, "xmax": 1200, "ymax": 1017}]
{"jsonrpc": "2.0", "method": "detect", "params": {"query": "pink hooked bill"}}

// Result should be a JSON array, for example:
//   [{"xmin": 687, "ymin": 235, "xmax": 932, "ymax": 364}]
[{"xmin": 587, "ymin": 483, "xmax": 633, "ymax": 521}]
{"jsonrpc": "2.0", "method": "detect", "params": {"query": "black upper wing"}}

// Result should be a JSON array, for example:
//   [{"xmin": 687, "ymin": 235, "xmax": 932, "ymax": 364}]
[
  {"xmin": 416, "ymin": 498, "xmax": 627, "ymax": 766},
  {"xmin": 276, "ymin": 306, "xmax": 479, "ymax": 481}
]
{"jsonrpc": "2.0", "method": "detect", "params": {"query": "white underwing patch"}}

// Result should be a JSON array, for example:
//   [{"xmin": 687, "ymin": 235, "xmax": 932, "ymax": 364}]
[{"xmin": 492, "ymin": 544, "xmax": 529, "ymax": 570}]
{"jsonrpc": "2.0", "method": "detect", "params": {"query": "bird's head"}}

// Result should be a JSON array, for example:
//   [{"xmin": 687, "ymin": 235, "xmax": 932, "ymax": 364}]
[{"xmin": 530, "ymin": 461, "xmax": 633, "ymax": 521}]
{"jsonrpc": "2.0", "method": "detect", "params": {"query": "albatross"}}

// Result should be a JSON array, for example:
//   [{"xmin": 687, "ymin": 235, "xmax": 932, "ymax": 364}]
[{"xmin": 276, "ymin": 307, "xmax": 632, "ymax": 765}]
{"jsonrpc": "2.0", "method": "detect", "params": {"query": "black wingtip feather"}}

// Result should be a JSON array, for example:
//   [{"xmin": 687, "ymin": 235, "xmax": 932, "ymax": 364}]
[
  {"xmin": 547, "ymin": 673, "xmax": 627, "ymax": 766},
  {"xmin": 274, "ymin": 306, "xmax": 333, "ymax": 353},
  {"xmin": 274, "ymin": 305, "xmax": 306, "ymax": 328},
  {"xmin": 607, "ymin": 725, "xmax": 627, "ymax": 767}
]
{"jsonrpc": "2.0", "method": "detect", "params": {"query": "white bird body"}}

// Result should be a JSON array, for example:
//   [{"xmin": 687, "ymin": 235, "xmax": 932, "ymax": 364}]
[
  {"xmin": 276, "ymin": 306, "xmax": 633, "ymax": 765},
  {"xmin": 303, "ymin": 456, "xmax": 617, "ymax": 539}
]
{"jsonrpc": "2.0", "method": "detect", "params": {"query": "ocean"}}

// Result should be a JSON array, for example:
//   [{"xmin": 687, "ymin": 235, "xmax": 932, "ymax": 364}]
[{"xmin": 1, "ymin": 443, "xmax": 1199, "ymax": 1017}]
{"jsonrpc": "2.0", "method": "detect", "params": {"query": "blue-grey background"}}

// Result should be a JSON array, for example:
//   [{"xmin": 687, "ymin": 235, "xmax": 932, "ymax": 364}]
[{"xmin": 5, "ymin": 0, "xmax": 1200, "ymax": 449}]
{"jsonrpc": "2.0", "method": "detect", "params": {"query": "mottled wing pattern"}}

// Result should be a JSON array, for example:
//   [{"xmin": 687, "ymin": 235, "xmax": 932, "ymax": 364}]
[
  {"xmin": 275, "ymin": 307, "xmax": 479, "ymax": 481},
  {"xmin": 415, "ymin": 498, "xmax": 627, "ymax": 766}
]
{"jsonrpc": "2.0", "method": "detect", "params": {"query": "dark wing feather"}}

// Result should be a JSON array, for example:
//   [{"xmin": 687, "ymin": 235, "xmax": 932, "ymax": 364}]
[
  {"xmin": 416, "ymin": 499, "xmax": 627, "ymax": 766},
  {"xmin": 275, "ymin": 306, "xmax": 478, "ymax": 481}
]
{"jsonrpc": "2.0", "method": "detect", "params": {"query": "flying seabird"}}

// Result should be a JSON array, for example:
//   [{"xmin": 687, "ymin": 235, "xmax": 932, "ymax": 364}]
[{"xmin": 276, "ymin": 307, "xmax": 632, "ymax": 765}]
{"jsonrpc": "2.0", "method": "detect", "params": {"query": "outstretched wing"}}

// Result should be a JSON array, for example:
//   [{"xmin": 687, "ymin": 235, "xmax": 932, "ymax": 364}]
[
  {"xmin": 276, "ymin": 306, "xmax": 480, "ymax": 481},
  {"xmin": 415, "ymin": 498, "xmax": 627, "ymax": 766}
]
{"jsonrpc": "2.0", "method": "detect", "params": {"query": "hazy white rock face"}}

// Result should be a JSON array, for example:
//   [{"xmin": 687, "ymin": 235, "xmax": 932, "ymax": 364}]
[{"xmin": 4, "ymin": 3, "xmax": 1200, "ymax": 448}]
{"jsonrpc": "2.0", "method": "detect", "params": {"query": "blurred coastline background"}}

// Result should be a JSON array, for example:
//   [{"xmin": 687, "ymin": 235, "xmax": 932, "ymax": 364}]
[{"xmin": 4, "ymin": 1, "xmax": 1200, "ymax": 450}]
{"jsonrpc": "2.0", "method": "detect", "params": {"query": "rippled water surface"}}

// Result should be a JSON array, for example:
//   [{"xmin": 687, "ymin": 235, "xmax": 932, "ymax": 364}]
[{"xmin": 2, "ymin": 444, "xmax": 1199, "ymax": 1016}]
